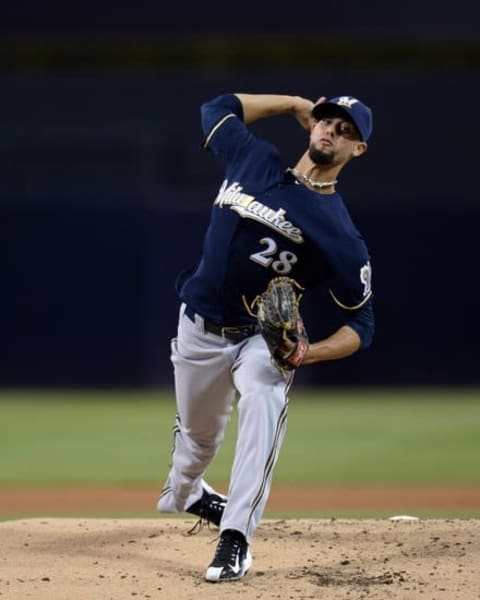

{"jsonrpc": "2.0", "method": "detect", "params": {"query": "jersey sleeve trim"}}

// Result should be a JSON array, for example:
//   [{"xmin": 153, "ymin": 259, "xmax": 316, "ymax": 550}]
[
  {"xmin": 328, "ymin": 288, "xmax": 373, "ymax": 311},
  {"xmin": 202, "ymin": 113, "xmax": 237, "ymax": 149}
]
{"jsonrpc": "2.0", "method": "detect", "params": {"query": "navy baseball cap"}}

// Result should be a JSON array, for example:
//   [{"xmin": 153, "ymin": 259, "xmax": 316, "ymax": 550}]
[{"xmin": 312, "ymin": 96, "xmax": 373, "ymax": 141}]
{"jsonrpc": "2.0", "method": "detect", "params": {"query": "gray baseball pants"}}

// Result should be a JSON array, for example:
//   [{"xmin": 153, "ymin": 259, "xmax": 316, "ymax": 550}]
[{"xmin": 157, "ymin": 303, "xmax": 293, "ymax": 542}]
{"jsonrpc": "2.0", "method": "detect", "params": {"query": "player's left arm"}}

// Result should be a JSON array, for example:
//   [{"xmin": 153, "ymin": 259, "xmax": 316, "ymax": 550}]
[
  {"xmin": 302, "ymin": 326, "xmax": 361, "ymax": 363},
  {"xmin": 306, "ymin": 233, "xmax": 374, "ymax": 363},
  {"xmin": 301, "ymin": 299, "xmax": 374, "ymax": 364}
]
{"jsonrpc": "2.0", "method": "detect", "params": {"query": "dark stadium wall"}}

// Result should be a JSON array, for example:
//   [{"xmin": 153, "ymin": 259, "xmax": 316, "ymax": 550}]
[
  {"xmin": 1, "ymin": 0, "xmax": 479, "ymax": 390},
  {"xmin": 0, "ymin": 70, "xmax": 478, "ymax": 387}
]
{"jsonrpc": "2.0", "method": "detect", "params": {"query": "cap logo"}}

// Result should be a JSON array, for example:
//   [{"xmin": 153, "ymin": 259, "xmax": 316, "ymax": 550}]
[{"xmin": 336, "ymin": 96, "xmax": 358, "ymax": 109}]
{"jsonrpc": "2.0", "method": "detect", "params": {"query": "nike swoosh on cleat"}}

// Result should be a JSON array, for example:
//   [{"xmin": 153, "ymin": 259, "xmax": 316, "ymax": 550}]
[{"xmin": 227, "ymin": 554, "xmax": 241, "ymax": 575}]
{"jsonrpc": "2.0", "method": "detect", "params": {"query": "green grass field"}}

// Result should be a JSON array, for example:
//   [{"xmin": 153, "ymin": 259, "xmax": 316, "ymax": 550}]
[{"xmin": 1, "ymin": 387, "xmax": 479, "ymax": 487}]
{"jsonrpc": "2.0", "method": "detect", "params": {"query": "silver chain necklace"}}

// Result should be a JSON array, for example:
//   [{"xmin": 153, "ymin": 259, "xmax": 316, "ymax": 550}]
[{"xmin": 287, "ymin": 168, "xmax": 337, "ymax": 190}]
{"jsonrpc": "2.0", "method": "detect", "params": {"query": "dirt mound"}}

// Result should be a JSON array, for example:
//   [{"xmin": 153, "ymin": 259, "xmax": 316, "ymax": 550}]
[{"xmin": 1, "ymin": 518, "xmax": 478, "ymax": 599}]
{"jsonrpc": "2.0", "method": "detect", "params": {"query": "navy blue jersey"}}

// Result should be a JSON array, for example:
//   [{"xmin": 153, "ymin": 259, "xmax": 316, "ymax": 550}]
[{"xmin": 177, "ymin": 94, "xmax": 374, "ymax": 347}]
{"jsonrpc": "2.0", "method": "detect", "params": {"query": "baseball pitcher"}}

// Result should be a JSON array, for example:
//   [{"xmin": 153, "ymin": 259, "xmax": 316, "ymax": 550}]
[{"xmin": 157, "ymin": 92, "xmax": 375, "ymax": 582}]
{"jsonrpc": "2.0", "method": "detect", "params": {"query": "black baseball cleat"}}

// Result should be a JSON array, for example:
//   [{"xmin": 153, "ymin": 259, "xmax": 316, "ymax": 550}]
[
  {"xmin": 186, "ymin": 484, "xmax": 227, "ymax": 528},
  {"xmin": 205, "ymin": 529, "xmax": 253, "ymax": 582}
]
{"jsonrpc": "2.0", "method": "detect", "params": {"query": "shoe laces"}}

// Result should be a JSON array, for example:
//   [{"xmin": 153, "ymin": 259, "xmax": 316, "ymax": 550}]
[
  {"xmin": 195, "ymin": 492, "xmax": 225, "ymax": 524},
  {"xmin": 186, "ymin": 490, "xmax": 227, "ymax": 535},
  {"xmin": 187, "ymin": 517, "xmax": 211, "ymax": 536},
  {"xmin": 205, "ymin": 493, "xmax": 225, "ymax": 517},
  {"xmin": 213, "ymin": 530, "xmax": 244, "ymax": 563}
]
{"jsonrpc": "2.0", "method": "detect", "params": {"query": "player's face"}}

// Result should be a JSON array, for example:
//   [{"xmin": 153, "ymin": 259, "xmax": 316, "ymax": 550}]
[{"xmin": 309, "ymin": 117, "xmax": 366, "ymax": 165}]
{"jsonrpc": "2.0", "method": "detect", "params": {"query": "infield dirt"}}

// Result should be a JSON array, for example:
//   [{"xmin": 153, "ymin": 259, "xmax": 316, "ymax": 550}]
[
  {"xmin": 1, "ymin": 486, "xmax": 480, "ymax": 599},
  {"xmin": 2, "ymin": 484, "xmax": 480, "ymax": 514},
  {"xmin": 1, "ymin": 517, "xmax": 479, "ymax": 600}
]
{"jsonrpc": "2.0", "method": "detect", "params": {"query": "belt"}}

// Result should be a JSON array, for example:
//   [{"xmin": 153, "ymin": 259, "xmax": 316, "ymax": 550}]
[{"xmin": 184, "ymin": 305, "xmax": 259, "ymax": 343}]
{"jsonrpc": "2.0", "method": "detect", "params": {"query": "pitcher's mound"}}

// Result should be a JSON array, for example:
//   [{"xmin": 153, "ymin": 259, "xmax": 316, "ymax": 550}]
[{"xmin": 1, "ymin": 518, "xmax": 479, "ymax": 599}]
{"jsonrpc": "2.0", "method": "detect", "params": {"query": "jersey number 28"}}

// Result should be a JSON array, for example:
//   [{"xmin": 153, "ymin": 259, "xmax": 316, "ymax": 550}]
[{"xmin": 249, "ymin": 237, "xmax": 298, "ymax": 274}]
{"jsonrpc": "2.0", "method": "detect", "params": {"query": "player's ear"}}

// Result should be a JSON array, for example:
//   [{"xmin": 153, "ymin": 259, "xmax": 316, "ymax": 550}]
[{"xmin": 352, "ymin": 142, "xmax": 368, "ymax": 158}]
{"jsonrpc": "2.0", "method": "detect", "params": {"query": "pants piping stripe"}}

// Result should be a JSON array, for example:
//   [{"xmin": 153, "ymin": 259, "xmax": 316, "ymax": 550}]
[{"xmin": 246, "ymin": 400, "xmax": 289, "ymax": 530}]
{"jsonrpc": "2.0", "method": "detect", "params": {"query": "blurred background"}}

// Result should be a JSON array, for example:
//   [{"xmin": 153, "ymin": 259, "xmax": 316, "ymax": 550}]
[{"xmin": 1, "ymin": 0, "xmax": 479, "ymax": 389}]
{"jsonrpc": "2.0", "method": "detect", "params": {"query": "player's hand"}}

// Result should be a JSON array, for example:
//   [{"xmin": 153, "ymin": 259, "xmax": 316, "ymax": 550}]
[
  {"xmin": 311, "ymin": 96, "xmax": 327, "ymax": 121},
  {"xmin": 292, "ymin": 96, "xmax": 327, "ymax": 130},
  {"xmin": 291, "ymin": 97, "xmax": 315, "ymax": 130}
]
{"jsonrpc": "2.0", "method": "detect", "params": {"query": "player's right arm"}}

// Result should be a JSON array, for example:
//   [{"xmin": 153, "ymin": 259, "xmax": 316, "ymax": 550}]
[
  {"xmin": 201, "ymin": 92, "xmax": 314, "ymax": 143},
  {"xmin": 234, "ymin": 93, "xmax": 320, "ymax": 130},
  {"xmin": 200, "ymin": 94, "xmax": 284, "ymax": 182}
]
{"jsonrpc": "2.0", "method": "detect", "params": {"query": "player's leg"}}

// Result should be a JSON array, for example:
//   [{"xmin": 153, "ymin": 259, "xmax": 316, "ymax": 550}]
[
  {"xmin": 157, "ymin": 305, "xmax": 238, "ymax": 515},
  {"xmin": 205, "ymin": 334, "xmax": 293, "ymax": 582},
  {"xmin": 222, "ymin": 334, "xmax": 294, "ymax": 541}
]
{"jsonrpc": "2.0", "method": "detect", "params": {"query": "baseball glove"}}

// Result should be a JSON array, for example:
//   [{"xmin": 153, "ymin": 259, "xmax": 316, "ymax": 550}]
[{"xmin": 254, "ymin": 277, "xmax": 309, "ymax": 371}]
